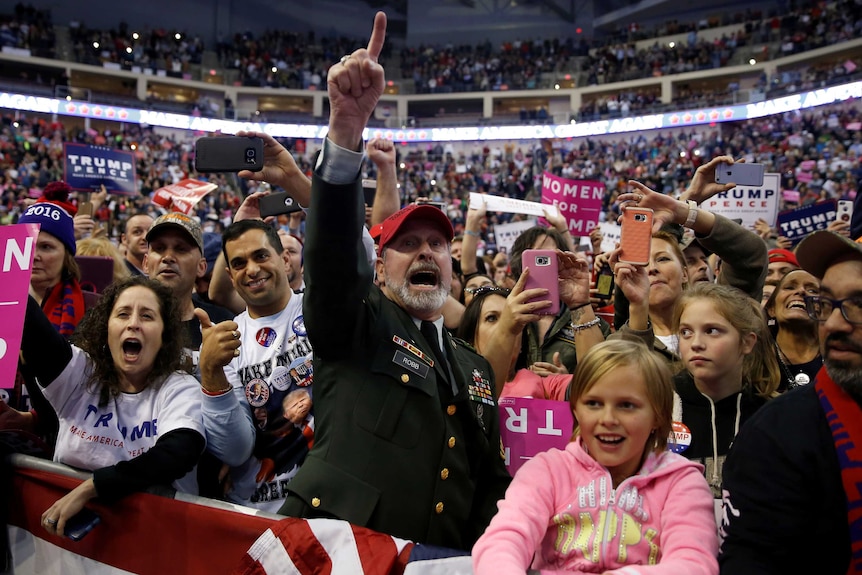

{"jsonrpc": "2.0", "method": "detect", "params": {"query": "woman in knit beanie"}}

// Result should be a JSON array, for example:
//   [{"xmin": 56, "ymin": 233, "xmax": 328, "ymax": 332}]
[{"xmin": 17, "ymin": 181, "xmax": 83, "ymax": 336}]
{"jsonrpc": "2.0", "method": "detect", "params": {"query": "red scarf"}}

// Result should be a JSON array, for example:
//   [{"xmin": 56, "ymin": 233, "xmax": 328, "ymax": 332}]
[
  {"xmin": 815, "ymin": 366, "xmax": 862, "ymax": 575},
  {"xmin": 41, "ymin": 277, "xmax": 85, "ymax": 337}
]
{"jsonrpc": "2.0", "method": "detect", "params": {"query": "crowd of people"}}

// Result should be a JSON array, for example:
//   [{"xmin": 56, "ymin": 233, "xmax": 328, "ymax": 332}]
[
  {"xmin": 2, "ymin": 0, "xmax": 859, "ymax": 100},
  {"xmin": 1, "ymin": 95, "xmax": 860, "ymax": 250},
  {"xmin": 0, "ymin": 2, "xmax": 53, "ymax": 58},
  {"xmin": 68, "ymin": 20, "xmax": 204, "ymax": 74},
  {"xmin": 2, "ymin": 8, "xmax": 862, "ymax": 574}
]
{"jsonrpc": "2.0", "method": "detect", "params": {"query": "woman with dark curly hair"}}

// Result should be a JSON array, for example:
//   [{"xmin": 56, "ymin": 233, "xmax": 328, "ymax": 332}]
[{"xmin": 20, "ymin": 276, "xmax": 205, "ymax": 537}]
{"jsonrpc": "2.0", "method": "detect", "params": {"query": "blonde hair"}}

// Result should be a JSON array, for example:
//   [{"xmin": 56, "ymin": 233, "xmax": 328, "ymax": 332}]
[
  {"xmin": 569, "ymin": 338, "xmax": 674, "ymax": 454},
  {"xmin": 674, "ymin": 283, "xmax": 780, "ymax": 399},
  {"xmin": 76, "ymin": 237, "xmax": 131, "ymax": 285}
]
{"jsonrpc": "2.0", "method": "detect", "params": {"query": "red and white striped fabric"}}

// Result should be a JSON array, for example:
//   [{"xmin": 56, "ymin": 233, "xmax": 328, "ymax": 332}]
[
  {"xmin": 7, "ymin": 455, "xmax": 474, "ymax": 575},
  {"xmin": 234, "ymin": 517, "xmax": 473, "ymax": 575}
]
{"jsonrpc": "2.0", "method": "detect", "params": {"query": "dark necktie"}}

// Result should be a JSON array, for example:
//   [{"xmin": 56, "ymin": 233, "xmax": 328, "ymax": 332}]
[
  {"xmin": 420, "ymin": 320, "xmax": 447, "ymax": 368},
  {"xmin": 420, "ymin": 320, "xmax": 456, "ymax": 396}
]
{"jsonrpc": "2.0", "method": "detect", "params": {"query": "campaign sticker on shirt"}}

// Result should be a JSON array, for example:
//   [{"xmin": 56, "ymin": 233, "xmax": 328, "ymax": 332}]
[
  {"xmin": 668, "ymin": 421, "xmax": 692, "ymax": 453},
  {"xmin": 245, "ymin": 378, "xmax": 270, "ymax": 408},
  {"xmin": 289, "ymin": 354, "xmax": 314, "ymax": 387},
  {"xmin": 292, "ymin": 315, "xmax": 307, "ymax": 337},
  {"xmin": 256, "ymin": 327, "xmax": 278, "ymax": 347},
  {"xmin": 270, "ymin": 366, "xmax": 292, "ymax": 391}
]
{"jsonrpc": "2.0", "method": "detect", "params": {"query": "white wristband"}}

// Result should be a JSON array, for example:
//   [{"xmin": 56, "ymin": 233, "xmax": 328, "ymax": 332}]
[{"xmin": 683, "ymin": 200, "xmax": 698, "ymax": 228}]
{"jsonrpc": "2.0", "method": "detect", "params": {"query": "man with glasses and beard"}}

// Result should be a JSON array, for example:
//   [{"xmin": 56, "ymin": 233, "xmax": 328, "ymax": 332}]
[
  {"xmin": 719, "ymin": 231, "xmax": 862, "ymax": 574},
  {"xmin": 275, "ymin": 12, "xmax": 510, "ymax": 551}
]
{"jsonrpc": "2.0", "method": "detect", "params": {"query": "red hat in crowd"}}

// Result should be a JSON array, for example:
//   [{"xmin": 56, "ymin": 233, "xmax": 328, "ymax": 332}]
[
  {"xmin": 376, "ymin": 204, "xmax": 454, "ymax": 255},
  {"xmin": 768, "ymin": 248, "xmax": 799, "ymax": 267}
]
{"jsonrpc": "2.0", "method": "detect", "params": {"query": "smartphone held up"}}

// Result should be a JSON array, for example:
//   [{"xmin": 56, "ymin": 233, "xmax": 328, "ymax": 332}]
[
  {"xmin": 715, "ymin": 162, "xmax": 765, "ymax": 187},
  {"xmin": 521, "ymin": 249, "xmax": 560, "ymax": 315},
  {"xmin": 195, "ymin": 136, "xmax": 264, "ymax": 173},
  {"xmin": 619, "ymin": 207, "xmax": 653, "ymax": 266}
]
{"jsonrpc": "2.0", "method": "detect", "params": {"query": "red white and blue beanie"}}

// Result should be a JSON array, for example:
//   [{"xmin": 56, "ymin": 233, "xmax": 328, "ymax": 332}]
[{"xmin": 18, "ymin": 181, "xmax": 78, "ymax": 255}]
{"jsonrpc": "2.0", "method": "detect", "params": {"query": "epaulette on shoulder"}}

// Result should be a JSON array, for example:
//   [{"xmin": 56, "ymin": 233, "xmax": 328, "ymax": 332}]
[{"xmin": 451, "ymin": 336, "xmax": 479, "ymax": 354}]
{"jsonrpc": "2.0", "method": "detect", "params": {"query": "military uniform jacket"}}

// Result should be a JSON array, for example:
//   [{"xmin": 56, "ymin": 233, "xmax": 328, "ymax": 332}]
[{"xmin": 284, "ymin": 176, "xmax": 511, "ymax": 551}]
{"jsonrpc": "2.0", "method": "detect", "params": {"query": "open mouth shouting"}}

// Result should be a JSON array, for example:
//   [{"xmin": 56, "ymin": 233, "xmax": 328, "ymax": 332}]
[
  {"xmin": 408, "ymin": 265, "xmax": 440, "ymax": 290},
  {"xmin": 121, "ymin": 338, "xmax": 144, "ymax": 362}
]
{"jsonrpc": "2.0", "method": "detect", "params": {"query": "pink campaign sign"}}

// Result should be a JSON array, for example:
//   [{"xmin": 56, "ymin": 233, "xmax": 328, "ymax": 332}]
[
  {"xmin": 540, "ymin": 172, "xmax": 605, "ymax": 236},
  {"xmin": 0, "ymin": 224, "xmax": 40, "ymax": 389},
  {"xmin": 498, "ymin": 396, "xmax": 574, "ymax": 475}
]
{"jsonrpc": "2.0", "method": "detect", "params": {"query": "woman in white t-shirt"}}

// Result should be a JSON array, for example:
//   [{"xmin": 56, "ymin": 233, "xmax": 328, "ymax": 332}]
[{"xmin": 20, "ymin": 275, "xmax": 205, "ymax": 538}]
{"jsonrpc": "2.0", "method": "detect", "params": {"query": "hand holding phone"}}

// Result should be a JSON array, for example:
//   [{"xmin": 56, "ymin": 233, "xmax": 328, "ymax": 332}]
[{"xmin": 522, "ymin": 249, "xmax": 560, "ymax": 315}]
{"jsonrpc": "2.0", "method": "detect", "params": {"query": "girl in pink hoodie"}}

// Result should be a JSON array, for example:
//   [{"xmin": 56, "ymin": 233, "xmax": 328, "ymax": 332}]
[{"xmin": 473, "ymin": 339, "xmax": 718, "ymax": 575}]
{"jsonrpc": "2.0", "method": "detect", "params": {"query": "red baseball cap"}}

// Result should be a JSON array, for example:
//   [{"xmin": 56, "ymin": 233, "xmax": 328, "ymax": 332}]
[
  {"xmin": 768, "ymin": 248, "xmax": 799, "ymax": 267},
  {"xmin": 376, "ymin": 204, "xmax": 454, "ymax": 254}
]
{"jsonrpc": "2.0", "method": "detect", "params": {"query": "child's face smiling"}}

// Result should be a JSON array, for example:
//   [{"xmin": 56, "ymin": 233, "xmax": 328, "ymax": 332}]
[{"xmin": 574, "ymin": 365, "xmax": 658, "ymax": 488}]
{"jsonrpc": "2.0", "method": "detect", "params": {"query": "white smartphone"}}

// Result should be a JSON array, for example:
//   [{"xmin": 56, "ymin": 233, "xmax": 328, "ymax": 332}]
[
  {"xmin": 715, "ymin": 162, "xmax": 765, "ymax": 187},
  {"xmin": 838, "ymin": 200, "xmax": 854, "ymax": 224}
]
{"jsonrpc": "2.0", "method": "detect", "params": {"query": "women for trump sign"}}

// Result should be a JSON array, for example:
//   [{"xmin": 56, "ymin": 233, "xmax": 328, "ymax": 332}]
[{"xmin": 540, "ymin": 172, "xmax": 604, "ymax": 235}]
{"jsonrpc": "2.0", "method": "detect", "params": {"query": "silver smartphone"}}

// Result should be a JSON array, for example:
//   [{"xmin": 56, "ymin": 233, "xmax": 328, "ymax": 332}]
[{"xmin": 715, "ymin": 162, "xmax": 765, "ymax": 187}]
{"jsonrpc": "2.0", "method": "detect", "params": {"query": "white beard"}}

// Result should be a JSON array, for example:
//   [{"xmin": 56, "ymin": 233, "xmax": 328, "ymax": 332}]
[{"xmin": 388, "ymin": 276, "xmax": 449, "ymax": 315}]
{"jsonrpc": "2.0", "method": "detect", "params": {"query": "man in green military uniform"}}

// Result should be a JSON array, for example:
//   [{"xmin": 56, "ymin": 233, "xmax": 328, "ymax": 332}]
[{"xmin": 275, "ymin": 13, "xmax": 511, "ymax": 550}]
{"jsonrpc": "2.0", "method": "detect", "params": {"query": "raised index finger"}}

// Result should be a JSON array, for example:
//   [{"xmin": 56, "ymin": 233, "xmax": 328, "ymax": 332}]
[{"xmin": 367, "ymin": 11, "xmax": 387, "ymax": 62}]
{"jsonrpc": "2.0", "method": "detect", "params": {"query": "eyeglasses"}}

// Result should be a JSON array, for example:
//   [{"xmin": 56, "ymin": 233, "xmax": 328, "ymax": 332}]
[
  {"xmin": 464, "ymin": 285, "xmax": 509, "ymax": 297},
  {"xmin": 804, "ymin": 295, "xmax": 862, "ymax": 324}
]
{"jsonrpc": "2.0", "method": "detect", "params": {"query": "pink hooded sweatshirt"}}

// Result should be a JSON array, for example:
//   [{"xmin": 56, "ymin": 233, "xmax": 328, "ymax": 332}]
[{"xmin": 473, "ymin": 437, "xmax": 718, "ymax": 575}]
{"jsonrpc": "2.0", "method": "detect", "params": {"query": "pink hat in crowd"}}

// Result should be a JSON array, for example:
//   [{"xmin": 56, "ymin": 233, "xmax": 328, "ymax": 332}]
[{"xmin": 375, "ymin": 204, "xmax": 454, "ymax": 255}]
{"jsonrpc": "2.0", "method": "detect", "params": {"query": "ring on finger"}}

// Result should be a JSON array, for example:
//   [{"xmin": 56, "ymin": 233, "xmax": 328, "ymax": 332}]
[
  {"xmin": 232, "ymin": 330, "xmax": 240, "ymax": 340},
  {"xmin": 44, "ymin": 518, "xmax": 57, "ymax": 526},
  {"xmin": 340, "ymin": 55, "xmax": 350, "ymax": 64},
  {"xmin": 233, "ymin": 348, "xmax": 241, "ymax": 357}
]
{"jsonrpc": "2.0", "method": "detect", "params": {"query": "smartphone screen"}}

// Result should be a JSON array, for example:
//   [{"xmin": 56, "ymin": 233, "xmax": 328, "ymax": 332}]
[{"xmin": 595, "ymin": 267, "xmax": 615, "ymax": 299}]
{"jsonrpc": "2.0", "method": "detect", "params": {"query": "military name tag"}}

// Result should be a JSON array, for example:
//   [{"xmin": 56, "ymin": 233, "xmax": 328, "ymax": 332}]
[{"xmin": 393, "ymin": 350, "xmax": 429, "ymax": 379}]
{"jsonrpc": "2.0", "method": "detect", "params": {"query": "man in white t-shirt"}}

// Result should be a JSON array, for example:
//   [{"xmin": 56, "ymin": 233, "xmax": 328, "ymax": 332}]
[{"xmin": 198, "ymin": 218, "xmax": 312, "ymax": 512}]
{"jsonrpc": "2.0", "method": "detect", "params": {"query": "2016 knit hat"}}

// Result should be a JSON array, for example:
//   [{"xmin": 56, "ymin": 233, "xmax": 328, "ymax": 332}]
[{"xmin": 17, "ymin": 182, "xmax": 78, "ymax": 255}]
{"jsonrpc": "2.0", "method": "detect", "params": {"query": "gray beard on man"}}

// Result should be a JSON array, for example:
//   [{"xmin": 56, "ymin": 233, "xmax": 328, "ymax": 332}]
[{"xmin": 390, "ymin": 278, "xmax": 449, "ymax": 315}]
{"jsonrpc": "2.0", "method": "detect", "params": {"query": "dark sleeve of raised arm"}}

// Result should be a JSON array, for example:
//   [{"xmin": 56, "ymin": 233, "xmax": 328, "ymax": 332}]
[
  {"xmin": 21, "ymin": 295, "xmax": 72, "ymax": 386},
  {"xmin": 697, "ymin": 213, "xmax": 768, "ymax": 301},
  {"xmin": 303, "ymin": 175, "xmax": 374, "ymax": 355},
  {"xmin": 92, "ymin": 428, "xmax": 205, "ymax": 502}
]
